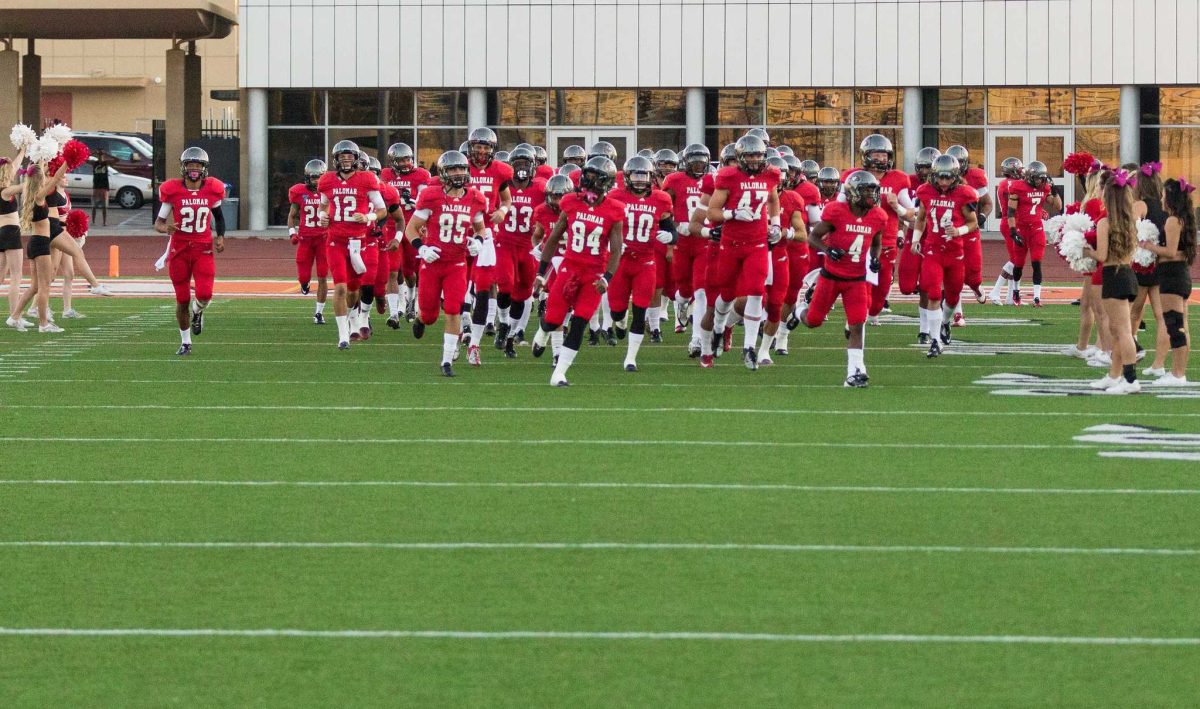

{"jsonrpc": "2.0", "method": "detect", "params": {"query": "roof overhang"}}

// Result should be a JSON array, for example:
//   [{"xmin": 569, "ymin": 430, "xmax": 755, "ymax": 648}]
[{"xmin": 0, "ymin": 1, "xmax": 235, "ymax": 41}]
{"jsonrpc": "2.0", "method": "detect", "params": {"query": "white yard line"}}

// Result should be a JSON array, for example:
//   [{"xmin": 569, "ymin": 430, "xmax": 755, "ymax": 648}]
[
  {"xmin": 0, "ymin": 627, "xmax": 1195, "ymax": 646},
  {"xmin": 2, "ymin": 540, "xmax": 1195, "ymax": 556}
]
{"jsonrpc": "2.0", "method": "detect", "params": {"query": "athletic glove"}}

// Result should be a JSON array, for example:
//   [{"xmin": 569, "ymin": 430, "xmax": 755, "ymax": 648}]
[
  {"xmin": 767, "ymin": 225, "xmax": 783, "ymax": 244},
  {"xmin": 826, "ymin": 247, "xmax": 846, "ymax": 262},
  {"xmin": 676, "ymin": 223, "xmax": 691, "ymax": 236},
  {"xmin": 706, "ymin": 224, "xmax": 723, "ymax": 242},
  {"xmin": 656, "ymin": 230, "xmax": 674, "ymax": 245},
  {"xmin": 869, "ymin": 257, "xmax": 880, "ymax": 273},
  {"xmin": 467, "ymin": 237, "xmax": 482, "ymax": 257},
  {"xmin": 417, "ymin": 245, "xmax": 441, "ymax": 263},
  {"xmin": 1011, "ymin": 228, "xmax": 1024, "ymax": 247},
  {"xmin": 732, "ymin": 207, "xmax": 757, "ymax": 222}
]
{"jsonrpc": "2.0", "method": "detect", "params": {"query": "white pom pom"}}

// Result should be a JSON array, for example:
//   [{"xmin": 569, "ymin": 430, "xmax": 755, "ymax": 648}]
[
  {"xmin": 27, "ymin": 135, "xmax": 61, "ymax": 164},
  {"xmin": 1135, "ymin": 218, "xmax": 1160, "ymax": 244},
  {"xmin": 10, "ymin": 123, "xmax": 37, "ymax": 151},
  {"xmin": 1063, "ymin": 212, "xmax": 1095, "ymax": 235},
  {"xmin": 1057, "ymin": 229, "xmax": 1097, "ymax": 274},
  {"xmin": 1133, "ymin": 246, "xmax": 1157, "ymax": 268},
  {"xmin": 1044, "ymin": 215, "xmax": 1066, "ymax": 245},
  {"xmin": 43, "ymin": 123, "xmax": 73, "ymax": 148}
]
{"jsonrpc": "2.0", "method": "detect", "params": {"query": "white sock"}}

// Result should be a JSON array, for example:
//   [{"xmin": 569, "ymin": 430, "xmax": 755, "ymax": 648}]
[
  {"xmin": 315, "ymin": 301, "xmax": 326, "ymax": 314},
  {"xmin": 499, "ymin": 306, "xmax": 511, "ymax": 328},
  {"xmin": 775, "ymin": 327, "xmax": 789, "ymax": 351},
  {"xmin": 847, "ymin": 347, "xmax": 865, "ymax": 377},
  {"xmin": 714, "ymin": 297, "xmax": 732, "ymax": 333},
  {"xmin": 335, "ymin": 315, "xmax": 350, "ymax": 343},
  {"xmin": 487, "ymin": 298, "xmax": 497, "ymax": 326},
  {"xmin": 743, "ymin": 295, "xmax": 763, "ymax": 351},
  {"xmin": 691, "ymin": 289, "xmax": 708, "ymax": 335},
  {"xmin": 398, "ymin": 284, "xmax": 410, "ymax": 310},
  {"xmin": 757, "ymin": 333, "xmax": 774, "ymax": 362},
  {"xmin": 646, "ymin": 307, "xmax": 660, "ymax": 332},
  {"xmin": 1033, "ymin": 284, "xmax": 1042, "ymax": 300},
  {"xmin": 470, "ymin": 323, "xmax": 485, "ymax": 347},
  {"xmin": 533, "ymin": 327, "xmax": 549, "ymax": 348},
  {"xmin": 625, "ymin": 333, "xmax": 643, "ymax": 366},
  {"xmin": 926, "ymin": 307, "xmax": 942, "ymax": 339},
  {"xmin": 659, "ymin": 296, "xmax": 670, "ymax": 322},
  {"xmin": 442, "ymin": 333, "xmax": 457, "ymax": 364},
  {"xmin": 589, "ymin": 309, "xmax": 600, "ymax": 331},
  {"xmin": 180, "ymin": 328, "xmax": 191, "ymax": 345},
  {"xmin": 550, "ymin": 330, "xmax": 564, "ymax": 357},
  {"xmin": 990, "ymin": 273, "xmax": 1008, "ymax": 299},
  {"xmin": 954, "ymin": 301, "xmax": 963, "ymax": 316},
  {"xmin": 674, "ymin": 294, "xmax": 689, "ymax": 324},
  {"xmin": 700, "ymin": 327, "xmax": 714, "ymax": 356},
  {"xmin": 515, "ymin": 298, "xmax": 534, "ymax": 333},
  {"xmin": 942, "ymin": 302, "xmax": 954, "ymax": 322},
  {"xmin": 552, "ymin": 346, "xmax": 577, "ymax": 381},
  {"xmin": 918, "ymin": 307, "xmax": 928, "ymax": 334},
  {"xmin": 387, "ymin": 293, "xmax": 400, "ymax": 317},
  {"xmin": 192, "ymin": 299, "xmax": 207, "ymax": 314},
  {"xmin": 600, "ymin": 296, "xmax": 612, "ymax": 329}
]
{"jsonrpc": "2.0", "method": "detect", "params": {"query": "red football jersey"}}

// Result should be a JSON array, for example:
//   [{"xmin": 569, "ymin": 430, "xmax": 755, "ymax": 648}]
[
  {"xmin": 497, "ymin": 179, "xmax": 547, "ymax": 248},
  {"xmin": 614, "ymin": 187, "xmax": 672, "ymax": 259},
  {"xmin": 1008, "ymin": 180, "xmax": 1053, "ymax": 224},
  {"xmin": 413, "ymin": 186, "xmax": 489, "ymax": 261},
  {"xmin": 288, "ymin": 183, "xmax": 325, "ymax": 239},
  {"xmin": 714, "ymin": 165, "xmax": 782, "ymax": 245},
  {"xmin": 818, "ymin": 201, "xmax": 888, "ymax": 280},
  {"xmin": 661, "ymin": 171, "xmax": 705, "ymax": 224},
  {"xmin": 698, "ymin": 172, "xmax": 716, "ymax": 197},
  {"xmin": 558, "ymin": 193, "xmax": 626, "ymax": 271},
  {"xmin": 379, "ymin": 166, "xmax": 432, "ymax": 219},
  {"xmin": 915, "ymin": 183, "xmax": 979, "ymax": 256},
  {"xmin": 794, "ymin": 179, "xmax": 821, "ymax": 226},
  {"xmin": 160, "ymin": 177, "xmax": 225, "ymax": 243},
  {"xmin": 535, "ymin": 164, "xmax": 555, "ymax": 180},
  {"xmin": 842, "ymin": 168, "xmax": 908, "ymax": 244},
  {"xmin": 779, "ymin": 189, "xmax": 806, "ymax": 235},
  {"xmin": 317, "ymin": 171, "xmax": 381, "ymax": 241},
  {"xmin": 377, "ymin": 183, "xmax": 401, "ymax": 241},
  {"xmin": 963, "ymin": 167, "xmax": 989, "ymax": 194},
  {"xmin": 532, "ymin": 203, "xmax": 566, "ymax": 257},
  {"xmin": 469, "ymin": 159, "xmax": 515, "ymax": 213}
]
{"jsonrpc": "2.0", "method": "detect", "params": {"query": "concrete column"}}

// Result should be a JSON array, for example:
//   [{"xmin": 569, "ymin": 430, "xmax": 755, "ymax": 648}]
[
  {"xmin": 467, "ymin": 88, "xmax": 486, "ymax": 133},
  {"xmin": 0, "ymin": 48, "xmax": 19, "ymax": 134},
  {"xmin": 1119, "ymin": 85, "xmax": 1140, "ymax": 166},
  {"xmin": 165, "ymin": 47, "xmax": 186, "ymax": 171},
  {"xmin": 184, "ymin": 44, "xmax": 202, "ymax": 140},
  {"xmin": 247, "ymin": 88, "xmax": 268, "ymax": 232},
  {"xmin": 902, "ymin": 87, "xmax": 923, "ymax": 172},
  {"xmin": 21, "ymin": 42, "xmax": 41, "ymax": 131},
  {"xmin": 685, "ymin": 88, "xmax": 705, "ymax": 148}
]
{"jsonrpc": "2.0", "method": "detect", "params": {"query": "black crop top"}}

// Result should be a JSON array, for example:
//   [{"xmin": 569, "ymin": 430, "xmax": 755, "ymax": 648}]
[
  {"xmin": 32, "ymin": 202, "xmax": 49, "ymax": 223},
  {"xmin": 1144, "ymin": 199, "xmax": 1168, "ymax": 246},
  {"xmin": 45, "ymin": 191, "xmax": 67, "ymax": 208},
  {"xmin": 0, "ymin": 194, "xmax": 15, "ymax": 215}
]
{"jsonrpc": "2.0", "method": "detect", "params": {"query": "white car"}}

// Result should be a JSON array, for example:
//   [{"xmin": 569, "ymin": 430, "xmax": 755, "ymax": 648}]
[{"xmin": 65, "ymin": 159, "xmax": 152, "ymax": 209}]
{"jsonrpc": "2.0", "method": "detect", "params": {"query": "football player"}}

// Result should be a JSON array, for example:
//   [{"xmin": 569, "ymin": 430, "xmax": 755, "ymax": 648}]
[
  {"xmin": 787, "ymin": 171, "xmax": 886, "ymax": 387},
  {"xmin": 531, "ymin": 157, "xmax": 625, "ymax": 386},
  {"xmin": 533, "ymin": 146, "xmax": 555, "ymax": 180},
  {"xmin": 609, "ymin": 156, "xmax": 675, "ymax": 371},
  {"xmin": 561, "ymin": 145, "xmax": 587, "ymax": 169},
  {"xmin": 1005, "ymin": 160, "xmax": 1061, "ymax": 307},
  {"xmin": 774, "ymin": 155, "xmax": 822, "ymax": 356},
  {"xmin": 944, "ymin": 144, "xmax": 993, "ymax": 323},
  {"xmin": 987, "ymin": 157, "xmax": 1025, "ymax": 305},
  {"xmin": 757, "ymin": 156, "xmax": 807, "ymax": 365},
  {"xmin": 687, "ymin": 143, "xmax": 739, "ymax": 360},
  {"xmin": 911, "ymin": 155, "xmax": 980, "ymax": 357},
  {"xmin": 899, "ymin": 147, "xmax": 940, "ymax": 342},
  {"xmin": 488, "ymin": 145, "xmax": 545, "ymax": 358},
  {"xmin": 380, "ymin": 142, "xmax": 431, "ymax": 327},
  {"xmin": 847, "ymin": 135, "xmax": 914, "ymax": 326},
  {"xmin": 405, "ymin": 150, "xmax": 490, "ymax": 375},
  {"xmin": 529, "ymin": 174, "xmax": 572, "ymax": 358},
  {"xmin": 287, "ymin": 159, "xmax": 329, "ymax": 324},
  {"xmin": 155, "ymin": 147, "xmax": 227, "ymax": 355},
  {"xmin": 663, "ymin": 144, "xmax": 711, "ymax": 341}
]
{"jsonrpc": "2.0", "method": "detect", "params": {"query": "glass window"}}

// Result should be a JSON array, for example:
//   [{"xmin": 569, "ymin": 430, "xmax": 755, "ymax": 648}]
[
  {"xmin": 1156, "ymin": 128, "xmax": 1200, "ymax": 182},
  {"xmin": 1074, "ymin": 88, "xmax": 1120, "ymax": 125},
  {"xmin": 767, "ymin": 129, "xmax": 853, "ymax": 172},
  {"xmin": 1075, "ymin": 128, "xmax": 1119, "ymax": 168},
  {"xmin": 853, "ymin": 128, "xmax": 904, "ymax": 169},
  {"xmin": 327, "ymin": 129, "xmax": 382, "ymax": 160},
  {"xmin": 637, "ymin": 128, "xmax": 687, "ymax": 153},
  {"xmin": 496, "ymin": 90, "xmax": 547, "ymax": 126},
  {"xmin": 854, "ymin": 89, "xmax": 903, "ymax": 126},
  {"xmin": 381, "ymin": 91, "xmax": 415, "ymax": 126},
  {"xmin": 104, "ymin": 139, "xmax": 134, "ymax": 161},
  {"xmin": 712, "ymin": 89, "xmax": 764, "ymax": 125},
  {"xmin": 382, "ymin": 129, "xmax": 418, "ymax": 155},
  {"xmin": 417, "ymin": 91, "xmax": 469, "ymax": 126},
  {"xmin": 549, "ymin": 90, "xmax": 636, "ymax": 126},
  {"xmin": 920, "ymin": 128, "xmax": 986, "ymax": 171},
  {"xmin": 987, "ymin": 88, "xmax": 1072, "ymax": 125},
  {"xmin": 269, "ymin": 90, "xmax": 324, "ymax": 126},
  {"xmin": 989, "ymin": 134, "xmax": 1025, "ymax": 175},
  {"xmin": 417, "ymin": 128, "xmax": 467, "ymax": 173},
  {"xmin": 766, "ymin": 89, "xmax": 852, "ymax": 126},
  {"xmin": 637, "ymin": 90, "xmax": 686, "ymax": 125},
  {"xmin": 1035, "ymin": 135, "xmax": 1066, "ymax": 177},
  {"xmin": 328, "ymin": 91, "xmax": 389, "ymax": 126},
  {"xmin": 923, "ymin": 88, "xmax": 985, "ymax": 125},
  {"xmin": 1157, "ymin": 88, "xmax": 1200, "ymax": 125},
  {"xmin": 495, "ymin": 129, "xmax": 546, "ymax": 151},
  {"xmin": 268, "ymin": 128, "xmax": 324, "ymax": 226}
]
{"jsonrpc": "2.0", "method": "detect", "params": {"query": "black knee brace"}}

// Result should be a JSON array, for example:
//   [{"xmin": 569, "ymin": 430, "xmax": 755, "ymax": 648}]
[
  {"xmin": 359, "ymin": 285, "xmax": 374, "ymax": 305},
  {"xmin": 497, "ymin": 292, "xmax": 512, "ymax": 310},
  {"xmin": 1031, "ymin": 261, "xmax": 1042, "ymax": 285},
  {"xmin": 509, "ymin": 299, "xmax": 525, "ymax": 322},
  {"xmin": 472, "ymin": 295, "xmax": 490, "ymax": 325},
  {"xmin": 564, "ymin": 315, "xmax": 588, "ymax": 349},
  {"xmin": 1011, "ymin": 266, "xmax": 1024, "ymax": 282},
  {"xmin": 1165, "ymin": 310, "xmax": 1188, "ymax": 349},
  {"xmin": 630, "ymin": 306, "xmax": 647, "ymax": 335}
]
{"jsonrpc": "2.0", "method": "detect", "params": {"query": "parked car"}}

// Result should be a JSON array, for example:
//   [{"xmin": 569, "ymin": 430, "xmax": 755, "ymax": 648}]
[
  {"xmin": 72, "ymin": 132, "xmax": 154, "ymax": 179},
  {"xmin": 65, "ymin": 159, "xmax": 152, "ymax": 209}
]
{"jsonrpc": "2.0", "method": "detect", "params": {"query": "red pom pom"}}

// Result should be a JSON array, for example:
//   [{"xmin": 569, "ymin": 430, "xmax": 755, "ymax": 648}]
[
  {"xmin": 62, "ymin": 140, "xmax": 91, "ymax": 170},
  {"xmin": 47, "ymin": 155, "xmax": 65, "ymax": 176},
  {"xmin": 65, "ymin": 209, "xmax": 89, "ymax": 238},
  {"xmin": 1063, "ymin": 152, "xmax": 1096, "ymax": 176}
]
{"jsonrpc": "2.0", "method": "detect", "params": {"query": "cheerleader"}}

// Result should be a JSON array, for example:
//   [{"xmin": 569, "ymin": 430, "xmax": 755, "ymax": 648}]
[
  {"xmin": 1066, "ymin": 171, "xmax": 1111, "ymax": 364},
  {"xmin": 0, "ymin": 148, "xmax": 27, "ymax": 329},
  {"xmin": 1084, "ymin": 169, "xmax": 1141, "ymax": 394},
  {"xmin": 1144, "ymin": 178, "xmax": 1195, "ymax": 385},
  {"xmin": 1129, "ymin": 163, "xmax": 1170, "ymax": 373},
  {"xmin": 11, "ymin": 160, "xmax": 69, "ymax": 332}
]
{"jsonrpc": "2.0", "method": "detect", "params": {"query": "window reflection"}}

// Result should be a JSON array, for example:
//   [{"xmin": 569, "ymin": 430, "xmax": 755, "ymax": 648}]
[
  {"xmin": 711, "ymin": 89, "xmax": 765, "ymax": 125},
  {"xmin": 1157, "ymin": 88, "xmax": 1200, "ymax": 125},
  {"xmin": 268, "ymin": 129, "xmax": 324, "ymax": 225},
  {"xmin": 417, "ymin": 128, "xmax": 467, "ymax": 172},
  {"xmin": 766, "ymin": 129, "xmax": 853, "ymax": 171},
  {"xmin": 987, "ymin": 88, "xmax": 1072, "ymax": 125},
  {"xmin": 1074, "ymin": 88, "xmax": 1120, "ymax": 125},
  {"xmin": 495, "ymin": 129, "xmax": 547, "ymax": 150},
  {"xmin": 1157, "ymin": 128, "xmax": 1200, "ymax": 182},
  {"xmin": 268, "ymin": 90, "xmax": 324, "ymax": 126},
  {"xmin": 852, "ymin": 128, "xmax": 904, "ymax": 169},
  {"xmin": 1075, "ymin": 128, "xmax": 1119, "ymax": 168},
  {"xmin": 550, "ymin": 90, "xmax": 636, "ymax": 126},
  {"xmin": 922, "ymin": 88, "xmax": 985, "ymax": 126},
  {"xmin": 766, "ymin": 89, "xmax": 852, "ymax": 126},
  {"xmin": 854, "ymin": 89, "xmax": 903, "ymax": 125},
  {"xmin": 637, "ymin": 128, "xmax": 687, "ymax": 153},
  {"xmin": 328, "ymin": 91, "xmax": 390, "ymax": 126},
  {"xmin": 496, "ymin": 91, "xmax": 547, "ymax": 126},
  {"xmin": 637, "ymin": 90, "xmax": 686, "ymax": 126},
  {"xmin": 417, "ymin": 91, "xmax": 469, "ymax": 126}
]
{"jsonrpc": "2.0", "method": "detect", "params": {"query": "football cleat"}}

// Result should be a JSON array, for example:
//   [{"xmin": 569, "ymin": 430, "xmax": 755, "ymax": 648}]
[
  {"xmin": 699, "ymin": 354, "xmax": 715, "ymax": 368},
  {"xmin": 387, "ymin": 315, "xmax": 401, "ymax": 330},
  {"xmin": 624, "ymin": 362, "xmax": 638, "ymax": 373},
  {"xmin": 588, "ymin": 329, "xmax": 600, "ymax": 346},
  {"xmin": 1138, "ymin": 319, "xmax": 1147, "ymax": 331},
  {"xmin": 650, "ymin": 329, "xmax": 663, "ymax": 344},
  {"xmin": 375, "ymin": 298, "xmax": 386, "ymax": 315},
  {"xmin": 404, "ymin": 299, "xmax": 416, "ymax": 323},
  {"xmin": 844, "ymin": 369, "xmax": 870, "ymax": 388},
  {"xmin": 532, "ymin": 341, "xmax": 546, "ymax": 358},
  {"xmin": 412, "ymin": 320, "xmax": 426, "ymax": 339},
  {"xmin": 551, "ymin": 375, "xmax": 570, "ymax": 387},
  {"xmin": 688, "ymin": 342, "xmax": 701, "ymax": 359},
  {"xmin": 494, "ymin": 322, "xmax": 510, "ymax": 349},
  {"xmin": 614, "ymin": 321, "xmax": 627, "ymax": 340},
  {"xmin": 722, "ymin": 328, "xmax": 733, "ymax": 352},
  {"xmin": 513, "ymin": 329, "xmax": 526, "ymax": 345},
  {"xmin": 674, "ymin": 322, "xmax": 686, "ymax": 334},
  {"xmin": 881, "ymin": 300, "xmax": 892, "ymax": 314},
  {"xmin": 1033, "ymin": 297, "xmax": 1043, "ymax": 308},
  {"xmin": 952, "ymin": 312, "xmax": 966, "ymax": 327},
  {"xmin": 710, "ymin": 330, "xmax": 723, "ymax": 356},
  {"xmin": 866, "ymin": 315, "xmax": 880, "ymax": 326},
  {"xmin": 537, "ymin": 298, "xmax": 547, "ymax": 318},
  {"xmin": 989, "ymin": 293, "xmax": 1003, "ymax": 306},
  {"xmin": 605, "ymin": 328, "xmax": 617, "ymax": 347},
  {"xmin": 441, "ymin": 363, "xmax": 455, "ymax": 377},
  {"xmin": 927, "ymin": 338, "xmax": 942, "ymax": 358},
  {"xmin": 844, "ymin": 325, "xmax": 851, "ymax": 340},
  {"xmin": 917, "ymin": 332, "xmax": 929, "ymax": 344},
  {"xmin": 338, "ymin": 340, "xmax": 349, "ymax": 350},
  {"xmin": 190, "ymin": 309, "xmax": 204, "ymax": 335},
  {"xmin": 468, "ymin": 345, "xmax": 482, "ymax": 366},
  {"xmin": 759, "ymin": 355, "xmax": 773, "ymax": 367},
  {"xmin": 175, "ymin": 343, "xmax": 191, "ymax": 356},
  {"xmin": 940, "ymin": 322, "xmax": 952, "ymax": 345},
  {"xmin": 1011, "ymin": 291, "xmax": 1023, "ymax": 306},
  {"xmin": 313, "ymin": 313, "xmax": 325, "ymax": 325},
  {"xmin": 774, "ymin": 347, "xmax": 789, "ymax": 356},
  {"xmin": 743, "ymin": 347, "xmax": 758, "ymax": 371},
  {"xmin": 504, "ymin": 338, "xmax": 518, "ymax": 358},
  {"xmin": 358, "ymin": 326, "xmax": 371, "ymax": 341},
  {"xmin": 484, "ymin": 323, "xmax": 496, "ymax": 338},
  {"xmin": 300, "ymin": 282, "xmax": 310, "ymax": 295},
  {"xmin": 349, "ymin": 331, "xmax": 361, "ymax": 342}
]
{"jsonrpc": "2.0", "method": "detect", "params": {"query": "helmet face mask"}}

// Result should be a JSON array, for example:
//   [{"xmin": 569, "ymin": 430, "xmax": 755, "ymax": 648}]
[
  {"xmin": 304, "ymin": 159, "xmax": 326, "ymax": 189},
  {"xmin": 180, "ymin": 147, "xmax": 210, "ymax": 182},
  {"xmin": 1025, "ymin": 161, "xmax": 1049, "ymax": 188},
  {"xmin": 331, "ymin": 140, "xmax": 360, "ymax": 174},
  {"xmin": 844, "ymin": 170, "xmax": 881, "ymax": 209},
  {"xmin": 930, "ymin": 155, "xmax": 962, "ymax": 192},
  {"xmin": 510, "ymin": 145, "xmax": 536, "ymax": 182},
  {"xmin": 653, "ymin": 149, "xmax": 679, "ymax": 180},
  {"xmin": 437, "ymin": 150, "xmax": 472, "ymax": 190},
  {"xmin": 580, "ymin": 156, "xmax": 617, "ymax": 204},
  {"xmin": 817, "ymin": 167, "xmax": 841, "ymax": 199},
  {"xmin": 682, "ymin": 143, "xmax": 711, "ymax": 178},
  {"xmin": 735, "ymin": 135, "xmax": 767, "ymax": 175},
  {"xmin": 544, "ymin": 174, "xmax": 571, "ymax": 211},
  {"xmin": 860, "ymin": 134, "xmax": 895, "ymax": 171},
  {"xmin": 468, "ymin": 127, "xmax": 499, "ymax": 168},
  {"xmin": 387, "ymin": 143, "xmax": 415, "ymax": 173},
  {"xmin": 1000, "ymin": 157, "xmax": 1025, "ymax": 179}
]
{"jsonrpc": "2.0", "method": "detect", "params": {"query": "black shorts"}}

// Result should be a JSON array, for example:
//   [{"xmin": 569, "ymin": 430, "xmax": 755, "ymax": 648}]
[
  {"xmin": 1101, "ymin": 265, "xmax": 1138, "ymax": 301},
  {"xmin": 1157, "ymin": 260, "xmax": 1193, "ymax": 299},
  {"xmin": 93, "ymin": 175, "xmax": 110, "ymax": 191},
  {"xmin": 26, "ymin": 235, "xmax": 52, "ymax": 259},
  {"xmin": 49, "ymin": 218, "xmax": 63, "ymax": 239},
  {"xmin": 1135, "ymin": 269, "xmax": 1159, "ymax": 288},
  {"xmin": 0, "ymin": 224, "xmax": 21, "ymax": 252}
]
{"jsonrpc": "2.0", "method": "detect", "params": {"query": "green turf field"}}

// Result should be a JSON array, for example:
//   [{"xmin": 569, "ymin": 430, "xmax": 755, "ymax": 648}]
[{"xmin": 1, "ymin": 295, "xmax": 1198, "ymax": 707}]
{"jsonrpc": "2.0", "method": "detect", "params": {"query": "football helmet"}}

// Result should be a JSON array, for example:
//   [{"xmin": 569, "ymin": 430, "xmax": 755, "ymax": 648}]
[
  {"xmin": 746, "ymin": 127, "xmax": 770, "ymax": 145},
  {"xmin": 588, "ymin": 141, "xmax": 618, "ymax": 162},
  {"xmin": 509, "ymin": 145, "xmax": 536, "ymax": 182},
  {"xmin": 1025, "ymin": 161, "xmax": 1050, "ymax": 188},
  {"xmin": 387, "ymin": 142, "xmax": 415, "ymax": 173},
  {"xmin": 544, "ymin": 174, "xmax": 572, "ymax": 210},
  {"xmin": 468, "ymin": 127, "xmax": 498, "ymax": 167},
  {"xmin": 930, "ymin": 155, "xmax": 962, "ymax": 191},
  {"xmin": 735, "ymin": 135, "xmax": 767, "ymax": 175},
  {"xmin": 798, "ymin": 159, "xmax": 821, "ymax": 182},
  {"xmin": 681, "ymin": 143, "xmax": 711, "ymax": 178},
  {"xmin": 303, "ymin": 159, "xmax": 326, "ymax": 188},
  {"xmin": 843, "ymin": 170, "xmax": 881, "ymax": 209},
  {"xmin": 180, "ymin": 146, "xmax": 210, "ymax": 181},
  {"xmin": 331, "ymin": 140, "xmax": 360, "ymax": 173},
  {"xmin": 437, "ymin": 150, "xmax": 471, "ymax": 189},
  {"xmin": 945, "ymin": 144, "xmax": 970, "ymax": 170},
  {"xmin": 533, "ymin": 145, "xmax": 549, "ymax": 165},
  {"xmin": 562, "ymin": 144, "xmax": 587, "ymax": 166},
  {"xmin": 859, "ymin": 134, "xmax": 895, "ymax": 170},
  {"xmin": 817, "ymin": 166, "xmax": 842, "ymax": 199},
  {"xmin": 777, "ymin": 145, "xmax": 795, "ymax": 157},
  {"xmin": 653, "ymin": 149, "xmax": 679, "ymax": 177},
  {"xmin": 1001, "ymin": 157, "xmax": 1025, "ymax": 179},
  {"xmin": 579, "ymin": 156, "xmax": 617, "ymax": 203},
  {"xmin": 719, "ymin": 143, "xmax": 738, "ymax": 166},
  {"xmin": 623, "ymin": 155, "xmax": 655, "ymax": 195}
]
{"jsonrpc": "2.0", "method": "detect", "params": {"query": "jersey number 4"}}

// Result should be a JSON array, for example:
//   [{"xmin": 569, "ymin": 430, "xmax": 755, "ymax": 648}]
[{"xmin": 177, "ymin": 206, "xmax": 211, "ymax": 234}]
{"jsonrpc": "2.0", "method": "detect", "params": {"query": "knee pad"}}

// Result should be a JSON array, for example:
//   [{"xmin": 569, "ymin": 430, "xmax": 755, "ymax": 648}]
[
  {"xmin": 1031, "ymin": 261, "xmax": 1043, "ymax": 284},
  {"xmin": 564, "ymin": 315, "xmax": 588, "ymax": 349},
  {"xmin": 497, "ymin": 292, "xmax": 512, "ymax": 309},
  {"xmin": 1011, "ymin": 266, "xmax": 1023, "ymax": 282},
  {"xmin": 359, "ymin": 285, "xmax": 374, "ymax": 305},
  {"xmin": 630, "ymin": 306, "xmax": 647, "ymax": 335},
  {"xmin": 472, "ymin": 296, "xmax": 490, "ymax": 324},
  {"xmin": 1165, "ymin": 310, "xmax": 1187, "ymax": 349}
]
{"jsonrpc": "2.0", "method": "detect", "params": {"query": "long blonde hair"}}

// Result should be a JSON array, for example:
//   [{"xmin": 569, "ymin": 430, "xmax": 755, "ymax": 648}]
[
  {"xmin": 1083, "ymin": 171, "xmax": 1103, "ymax": 203},
  {"xmin": 0, "ymin": 157, "xmax": 15, "ymax": 189},
  {"xmin": 1101, "ymin": 176, "xmax": 1136, "ymax": 262},
  {"xmin": 19, "ymin": 165, "xmax": 45, "ymax": 233}
]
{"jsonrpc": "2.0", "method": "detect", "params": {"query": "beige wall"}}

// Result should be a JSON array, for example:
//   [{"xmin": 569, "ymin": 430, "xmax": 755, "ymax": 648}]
[{"xmin": 16, "ymin": 31, "xmax": 238, "ymax": 133}]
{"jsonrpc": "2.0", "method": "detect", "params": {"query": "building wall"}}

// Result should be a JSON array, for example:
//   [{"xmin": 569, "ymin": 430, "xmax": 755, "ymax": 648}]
[{"xmin": 241, "ymin": 0, "xmax": 1200, "ymax": 89}]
